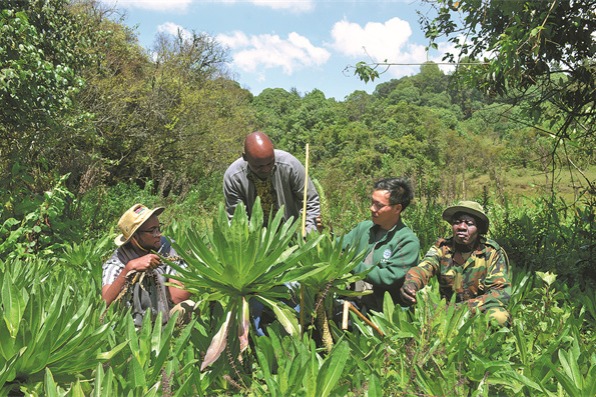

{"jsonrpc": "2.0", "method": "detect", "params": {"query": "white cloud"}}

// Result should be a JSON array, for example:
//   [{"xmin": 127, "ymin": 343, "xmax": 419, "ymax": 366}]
[
  {"xmin": 330, "ymin": 17, "xmax": 413, "ymax": 61},
  {"xmin": 100, "ymin": 0, "xmax": 192, "ymax": 12},
  {"xmin": 101, "ymin": 0, "xmax": 313, "ymax": 13},
  {"xmin": 330, "ymin": 17, "xmax": 458, "ymax": 78},
  {"xmin": 248, "ymin": 0, "xmax": 314, "ymax": 12},
  {"xmin": 157, "ymin": 22, "xmax": 192, "ymax": 41},
  {"xmin": 217, "ymin": 31, "xmax": 330, "ymax": 75},
  {"xmin": 216, "ymin": 31, "xmax": 251, "ymax": 48}
]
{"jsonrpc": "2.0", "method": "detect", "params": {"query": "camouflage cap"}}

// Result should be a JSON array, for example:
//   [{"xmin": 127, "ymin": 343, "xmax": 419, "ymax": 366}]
[
  {"xmin": 114, "ymin": 203, "xmax": 164, "ymax": 246},
  {"xmin": 442, "ymin": 200, "xmax": 489, "ymax": 234}
]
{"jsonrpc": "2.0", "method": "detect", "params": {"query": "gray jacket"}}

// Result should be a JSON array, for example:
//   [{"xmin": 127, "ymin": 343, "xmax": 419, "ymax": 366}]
[{"xmin": 223, "ymin": 149, "xmax": 320, "ymax": 232}]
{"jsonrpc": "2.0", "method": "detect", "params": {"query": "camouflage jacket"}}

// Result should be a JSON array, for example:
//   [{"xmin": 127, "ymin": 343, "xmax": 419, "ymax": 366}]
[{"xmin": 403, "ymin": 236, "xmax": 511, "ymax": 313}]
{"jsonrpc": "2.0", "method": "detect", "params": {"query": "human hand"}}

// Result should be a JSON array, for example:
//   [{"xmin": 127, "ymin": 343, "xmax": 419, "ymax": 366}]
[
  {"xmin": 126, "ymin": 254, "xmax": 161, "ymax": 273},
  {"xmin": 316, "ymin": 215, "xmax": 324, "ymax": 232},
  {"xmin": 400, "ymin": 284, "xmax": 418, "ymax": 304}
]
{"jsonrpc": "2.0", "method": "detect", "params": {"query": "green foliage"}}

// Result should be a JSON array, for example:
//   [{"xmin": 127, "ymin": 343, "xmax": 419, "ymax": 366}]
[
  {"xmin": 0, "ymin": 186, "xmax": 594, "ymax": 395},
  {"xmin": 0, "ymin": 0, "xmax": 92, "ymax": 128},
  {"xmin": 492, "ymin": 196, "xmax": 595, "ymax": 288},
  {"xmin": 296, "ymin": 233, "xmax": 368, "ymax": 350},
  {"xmin": 352, "ymin": 61, "xmax": 380, "ymax": 83},
  {"xmin": 0, "ymin": 174, "xmax": 80, "ymax": 262},
  {"xmin": 252, "ymin": 332, "xmax": 352, "ymax": 397},
  {"xmin": 405, "ymin": 200, "xmax": 445, "ymax": 254},
  {"xmin": 170, "ymin": 200, "xmax": 322, "ymax": 370},
  {"xmin": 79, "ymin": 19, "xmax": 254, "ymax": 195},
  {"xmin": 0, "ymin": 259, "xmax": 122, "ymax": 395},
  {"xmin": 103, "ymin": 312, "xmax": 182, "ymax": 396},
  {"xmin": 252, "ymin": 87, "xmax": 301, "ymax": 137},
  {"xmin": 0, "ymin": 0, "xmax": 102, "ymax": 202},
  {"xmin": 58, "ymin": 235, "xmax": 115, "ymax": 296},
  {"xmin": 0, "ymin": 0, "xmax": 595, "ymax": 393},
  {"xmin": 335, "ymin": 269, "xmax": 596, "ymax": 396},
  {"xmin": 77, "ymin": 180, "xmax": 162, "ymax": 237},
  {"xmin": 419, "ymin": 0, "xmax": 595, "ymax": 163}
]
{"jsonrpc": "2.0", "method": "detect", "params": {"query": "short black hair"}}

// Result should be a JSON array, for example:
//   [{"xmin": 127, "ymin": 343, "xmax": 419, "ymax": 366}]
[{"xmin": 373, "ymin": 177, "xmax": 414, "ymax": 210}]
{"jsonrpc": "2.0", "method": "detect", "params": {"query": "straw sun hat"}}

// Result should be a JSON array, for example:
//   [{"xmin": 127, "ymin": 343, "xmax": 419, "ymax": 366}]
[
  {"xmin": 441, "ymin": 200, "xmax": 489, "ymax": 234},
  {"xmin": 114, "ymin": 203, "xmax": 164, "ymax": 246}
]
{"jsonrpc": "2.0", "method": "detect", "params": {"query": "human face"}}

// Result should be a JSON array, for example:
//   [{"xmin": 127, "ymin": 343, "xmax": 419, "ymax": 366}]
[
  {"xmin": 135, "ymin": 215, "xmax": 162, "ymax": 251},
  {"xmin": 451, "ymin": 213, "xmax": 479, "ymax": 249},
  {"xmin": 244, "ymin": 151, "xmax": 275, "ymax": 179},
  {"xmin": 370, "ymin": 190, "xmax": 401, "ymax": 230}
]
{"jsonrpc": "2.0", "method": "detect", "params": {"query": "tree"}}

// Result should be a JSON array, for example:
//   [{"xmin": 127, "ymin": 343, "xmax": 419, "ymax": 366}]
[
  {"xmin": 148, "ymin": 30, "xmax": 254, "ymax": 195},
  {"xmin": 418, "ymin": 0, "xmax": 595, "ymax": 191},
  {"xmin": 78, "ymin": 20, "xmax": 253, "ymax": 195},
  {"xmin": 0, "ymin": 0, "xmax": 93, "ymax": 130},
  {"xmin": 340, "ymin": 90, "xmax": 373, "ymax": 123},
  {"xmin": 0, "ymin": 1, "xmax": 90, "ymax": 133},
  {"xmin": 252, "ymin": 87, "xmax": 302, "ymax": 146},
  {"xmin": 0, "ymin": 0, "xmax": 100, "ymax": 220},
  {"xmin": 352, "ymin": 2, "xmax": 594, "ymax": 154}
]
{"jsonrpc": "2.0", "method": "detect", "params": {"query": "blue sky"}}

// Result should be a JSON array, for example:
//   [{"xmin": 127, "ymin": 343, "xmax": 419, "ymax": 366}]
[{"xmin": 99, "ymin": 0, "xmax": 454, "ymax": 101}]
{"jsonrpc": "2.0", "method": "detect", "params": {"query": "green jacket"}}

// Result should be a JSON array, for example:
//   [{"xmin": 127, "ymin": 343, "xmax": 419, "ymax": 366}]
[
  {"xmin": 342, "ymin": 219, "xmax": 420, "ymax": 301},
  {"xmin": 403, "ymin": 236, "xmax": 512, "ymax": 314}
]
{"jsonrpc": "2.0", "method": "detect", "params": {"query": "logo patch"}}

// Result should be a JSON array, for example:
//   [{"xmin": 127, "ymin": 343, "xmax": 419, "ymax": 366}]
[{"xmin": 383, "ymin": 249, "xmax": 391, "ymax": 259}]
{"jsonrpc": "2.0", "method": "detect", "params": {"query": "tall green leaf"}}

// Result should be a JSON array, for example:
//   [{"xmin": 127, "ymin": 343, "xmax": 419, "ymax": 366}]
[
  {"xmin": 315, "ymin": 341, "xmax": 350, "ymax": 397},
  {"xmin": 2, "ymin": 272, "xmax": 29, "ymax": 338}
]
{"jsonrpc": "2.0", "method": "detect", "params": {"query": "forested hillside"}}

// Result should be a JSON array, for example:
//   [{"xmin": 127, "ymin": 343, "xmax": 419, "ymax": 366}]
[
  {"xmin": 2, "ymin": 1, "xmax": 593, "ymax": 231},
  {"xmin": 1, "ymin": 0, "xmax": 594, "ymax": 395}
]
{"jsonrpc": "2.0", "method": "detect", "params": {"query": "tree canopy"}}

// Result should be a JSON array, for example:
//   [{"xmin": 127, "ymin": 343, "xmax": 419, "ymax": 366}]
[
  {"xmin": 1, "ymin": 0, "xmax": 593, "ymax": 237},
  {"xmin": 421, "ymin": 0, "xmax": 595, "ymax": 134}
]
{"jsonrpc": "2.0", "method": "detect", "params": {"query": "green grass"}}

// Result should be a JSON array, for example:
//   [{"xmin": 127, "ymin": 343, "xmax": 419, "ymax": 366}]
[{"xmin": 465, "ymin": 164, "xmax": 596, "ymax": 203}]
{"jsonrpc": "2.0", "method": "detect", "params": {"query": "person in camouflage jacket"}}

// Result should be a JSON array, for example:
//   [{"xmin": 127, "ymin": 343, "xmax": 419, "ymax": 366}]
[{"xmin": 400, "ymin": 200, "xmax": 511, "ymax": 326}]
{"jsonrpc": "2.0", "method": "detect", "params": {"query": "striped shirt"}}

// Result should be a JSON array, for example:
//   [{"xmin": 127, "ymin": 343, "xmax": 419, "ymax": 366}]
[{"xmin": 102, "ymin": 237, "xmax": 181, "ymax": 287}]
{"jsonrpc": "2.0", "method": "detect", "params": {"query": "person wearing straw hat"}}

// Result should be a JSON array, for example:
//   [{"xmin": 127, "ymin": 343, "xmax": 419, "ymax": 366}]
[
  {"xmin": 223, "ymin": 131, "xmax": 321, "ymax": 232},
  {"xmin": 102, "ymin": 203, "xmax": 193, "ymax": 327},
  {"xmin": 342, "ymin": 177, "xmax": 421, "ymax": 313},
  {"xmin": 400, "ymin": 200, "xmax": 512, "ymax": 326}
]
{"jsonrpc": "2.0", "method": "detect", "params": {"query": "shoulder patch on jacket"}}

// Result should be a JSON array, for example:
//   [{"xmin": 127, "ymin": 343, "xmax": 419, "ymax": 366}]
[{"xmin": 383, "ymin": 249, "xmax": 392, "ymax": 259}]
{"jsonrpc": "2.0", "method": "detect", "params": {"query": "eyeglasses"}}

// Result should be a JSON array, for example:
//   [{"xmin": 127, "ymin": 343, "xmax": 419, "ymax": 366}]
[
  {"xmin": 138, "ymin": 225, "xmax": 162, "ymax": 237},
  {"xmin": 370, "ymin": 201, "xmax": 395, "ymax": 211}
]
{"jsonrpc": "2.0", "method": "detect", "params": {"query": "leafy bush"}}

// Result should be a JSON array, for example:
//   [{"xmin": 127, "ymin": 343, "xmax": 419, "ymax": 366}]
[
  {"xmin": 0, "ymin": 174, "xmax": 80, "ymax": 262},
  {"xmin": 76, "ymin": 181, "xmax": 161, "ymax": 238},
  {"xmin": 170, "ymin": 200, "xmax": 323, "ymax": 372},
  {"xmin": 492, "ymin": 196, "xmax": 596, "ymax": 288}
]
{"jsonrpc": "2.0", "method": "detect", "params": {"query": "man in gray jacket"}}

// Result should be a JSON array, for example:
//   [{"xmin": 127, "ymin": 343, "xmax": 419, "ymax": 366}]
[{"xmin": 223, "ymin": 131, "xmax": 321, "ymax": 233}]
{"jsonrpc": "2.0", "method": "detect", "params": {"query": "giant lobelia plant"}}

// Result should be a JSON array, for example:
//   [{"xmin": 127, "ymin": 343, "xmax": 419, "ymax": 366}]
[
  {"xmin": 252, "ymin": 331, "xmax": 353, "ymax": 397},
  {"xmin": 168, "ymin": 200, "xmax": 323, "ymax": 371},
  {"xmin": 296, "ymin": 233, "xmax": 368, "ymax": 352},
  {"xmin": 0, "ymin": 259, "xmax": 125, "ymax": 395}
]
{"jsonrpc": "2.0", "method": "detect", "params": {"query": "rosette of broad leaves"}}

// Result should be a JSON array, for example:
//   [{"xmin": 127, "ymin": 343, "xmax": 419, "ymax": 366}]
[
  {"xmin": 296, "ymin": 233, "xmax": 368, "ymax": 351},
  {"xmin": 168, "ymin": 199, "xmax": 323, "ymax": 370},
  {"xmin": 0, "ymin": 259, "xmax": 125, "ymax": 394}
]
